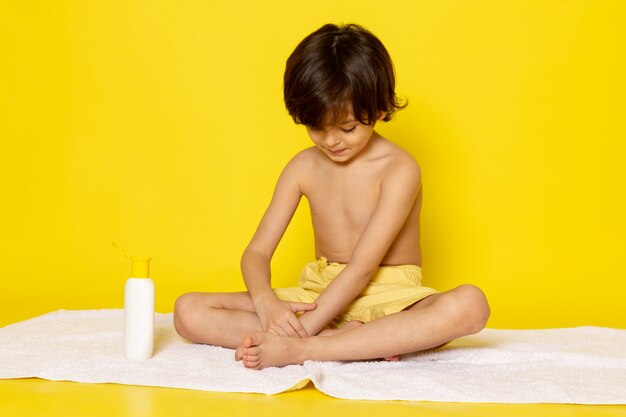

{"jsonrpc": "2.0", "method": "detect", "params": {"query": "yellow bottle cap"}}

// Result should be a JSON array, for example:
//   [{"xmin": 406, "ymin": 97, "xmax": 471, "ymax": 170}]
[
  {"xmin": 131, "ymin": 256, "xmax": 151, "ymax": 278},
  {"xmin": 113, "ymin": 243, "xmax": 152, "ymax": 278}
]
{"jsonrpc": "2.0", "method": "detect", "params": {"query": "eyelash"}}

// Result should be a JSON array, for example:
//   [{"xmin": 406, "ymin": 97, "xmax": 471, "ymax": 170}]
[{"xmin": 342, "ymin": 127, "xmax": 357, "ymax": 133}]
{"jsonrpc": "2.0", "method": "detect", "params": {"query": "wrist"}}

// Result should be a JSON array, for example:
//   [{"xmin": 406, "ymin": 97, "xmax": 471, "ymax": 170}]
[
  {"xmin": 251, "ymin": 290, "xmax": 276, "ymax": 308},
  {"xmin": 298, "ymin": 312, "xmax": 320, "ymax": 336}
]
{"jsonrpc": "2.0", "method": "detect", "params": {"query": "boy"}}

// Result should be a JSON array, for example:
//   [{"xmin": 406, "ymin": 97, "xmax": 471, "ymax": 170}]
[{"xmin": 174, "ymin": 23, "xmax": 490, "ymax": 370}]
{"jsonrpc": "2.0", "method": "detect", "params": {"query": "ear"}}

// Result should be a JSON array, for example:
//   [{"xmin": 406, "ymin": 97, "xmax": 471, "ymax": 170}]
[{"xmin": 378, "ymin": 111, "xmax": 388, "ymax": 121}]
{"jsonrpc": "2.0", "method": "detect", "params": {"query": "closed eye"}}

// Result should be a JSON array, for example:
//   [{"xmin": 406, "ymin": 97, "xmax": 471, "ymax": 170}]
[{"xmin": 342, "ymin": 126, "xmax": 357, "ymax": 133}]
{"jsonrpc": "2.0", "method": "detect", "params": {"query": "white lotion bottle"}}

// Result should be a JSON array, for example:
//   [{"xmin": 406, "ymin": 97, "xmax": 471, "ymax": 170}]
[{"xmin": 124, "ymin": 256, "xmax": 154, "ymax": 360}]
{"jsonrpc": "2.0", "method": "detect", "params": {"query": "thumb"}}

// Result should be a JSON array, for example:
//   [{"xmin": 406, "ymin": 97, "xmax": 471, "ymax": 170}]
[{"xmin": 289, "ymin": 302, "xmax": 317, "ymax": 312}]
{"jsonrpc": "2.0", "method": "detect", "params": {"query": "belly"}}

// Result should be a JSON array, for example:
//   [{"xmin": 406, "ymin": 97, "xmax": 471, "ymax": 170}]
[
  {"xmin": 311, "ymin": 219, "xmax": 422, "ymax": 266},
  {"xmin": 312, "ymin": 222, "xmax": 360, "ymax": 264}
]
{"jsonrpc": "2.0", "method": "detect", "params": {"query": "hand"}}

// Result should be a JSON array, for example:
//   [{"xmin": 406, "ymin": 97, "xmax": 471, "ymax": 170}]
[{"xmin": 253, "ymin": 296, "xmax": 317, "ymax": 338}]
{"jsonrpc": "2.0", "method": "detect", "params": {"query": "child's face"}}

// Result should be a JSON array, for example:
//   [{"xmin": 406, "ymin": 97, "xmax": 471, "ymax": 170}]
[{"xmin": 305, "ymin": 116, "xmax": 377, "ymax": 163}]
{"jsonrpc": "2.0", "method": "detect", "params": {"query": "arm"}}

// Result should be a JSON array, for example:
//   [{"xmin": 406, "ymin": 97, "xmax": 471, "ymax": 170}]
[
  {"xmin": 298, "ymin": 157, "xmax": 422, "ymax": 335},
  {"xmin": 241, "ymin": 154, "xmax": 316, "ymax": 336}
]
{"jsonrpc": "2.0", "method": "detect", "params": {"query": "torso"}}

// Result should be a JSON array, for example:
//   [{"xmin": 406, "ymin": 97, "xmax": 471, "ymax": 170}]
[{"xmin": 298, "ymin": 134, "xmax": 422, "ymax": 266}]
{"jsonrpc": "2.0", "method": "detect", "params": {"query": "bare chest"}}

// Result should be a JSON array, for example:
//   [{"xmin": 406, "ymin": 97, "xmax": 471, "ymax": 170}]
[{"xmin": 303, "ymin": 168, "xmax": 382, "ymax": 232}]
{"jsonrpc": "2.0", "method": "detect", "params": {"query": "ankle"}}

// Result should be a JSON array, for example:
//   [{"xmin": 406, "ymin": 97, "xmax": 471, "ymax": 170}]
[{"xmin": 301, "ymin": 335, "xmax": 320, "ymax": 362}]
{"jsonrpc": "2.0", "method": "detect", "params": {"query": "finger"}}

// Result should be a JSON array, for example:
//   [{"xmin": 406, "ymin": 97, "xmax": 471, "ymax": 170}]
[
  {"xmin": 289, "ymin": 302, "xmax": 317, "ymax": 312},
  {"xmin": 270, "ymin": 326, "xmax": 289, "ymax": 337},
  {"xmin": 279, "ymin": 322, "xmax": 297, "ymax": 337},
  {"xmin": 289, "ymin": 318, "xmax": 309, "ymax": 338}
]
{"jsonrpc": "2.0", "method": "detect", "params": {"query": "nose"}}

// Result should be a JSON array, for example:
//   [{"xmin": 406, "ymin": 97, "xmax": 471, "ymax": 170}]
[{"xmin": 323, "ymin": 132, "xmax": 341, "ymax": 148}]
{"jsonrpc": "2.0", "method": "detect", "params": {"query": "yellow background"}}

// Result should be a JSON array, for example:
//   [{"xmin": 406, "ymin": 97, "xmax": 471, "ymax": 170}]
[{"xmin": 1, "ymin": 0, "xmax": 625, "ymax": 330}]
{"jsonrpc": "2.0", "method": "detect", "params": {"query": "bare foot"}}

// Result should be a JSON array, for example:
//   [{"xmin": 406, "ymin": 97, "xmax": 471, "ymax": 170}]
[{"xmin": 238, "ymin": 332, "xmax": 306, "ymax": 370}]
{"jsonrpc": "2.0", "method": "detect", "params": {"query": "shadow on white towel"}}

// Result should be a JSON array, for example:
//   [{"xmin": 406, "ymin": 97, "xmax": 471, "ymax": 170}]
[{"xmin": 0, "ymin": 310, "xmax": 624, "ymax": 403}]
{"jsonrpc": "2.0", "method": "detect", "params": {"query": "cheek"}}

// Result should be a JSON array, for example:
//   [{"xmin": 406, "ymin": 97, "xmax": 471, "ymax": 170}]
[{"xmin": 351, "ymin": 132, "xmax": 371, "ymax": 147}]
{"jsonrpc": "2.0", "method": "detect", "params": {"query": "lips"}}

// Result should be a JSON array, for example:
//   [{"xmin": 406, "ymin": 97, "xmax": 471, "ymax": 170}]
[{"xmin": 328, "ymin": 148, "xmax": 347, "ymax": 156}]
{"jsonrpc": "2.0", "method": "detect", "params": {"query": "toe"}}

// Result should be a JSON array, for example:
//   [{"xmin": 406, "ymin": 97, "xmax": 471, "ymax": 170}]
[
  {"xmin": 249, "ymin": 332, "xmax": 265, "ymax": 346},
  {"xmin": 244, "ymin": 359, "xmax": 260, "ymax": 369},
  {"xmin": 242, "ymin": 334, "xmax": 254, "ymax": 348},
  {"xmin": 243, "ymin": 353, "xmax": 260, "ymax": 362},
  {"xmin": 243, "ymin": 332, "xmax": 264, "ymax": 348},
  {"xmin": 243, "ymin": 346, "xmax": 261, "ymax": 356}
]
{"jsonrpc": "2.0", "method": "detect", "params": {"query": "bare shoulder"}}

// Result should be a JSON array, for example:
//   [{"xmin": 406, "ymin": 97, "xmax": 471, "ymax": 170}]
[
  {"xmin": 283, "ymin": 147, "xmax": 319, "ymax": 171},
  {"xmin": 376, "ymin": 138, "xmax": 421, "ymax": 189},
  {"xmin": 277, "ymin": 147, "xmax": 317, "ymax": 184}
]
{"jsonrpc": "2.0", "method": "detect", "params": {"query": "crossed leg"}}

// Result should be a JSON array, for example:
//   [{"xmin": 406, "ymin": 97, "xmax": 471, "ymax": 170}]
[
  {"xmin": 238, "ymin": 284, "xmax": 490, "ymax": 369},
  {"xmin": 173, "ymin": 291, "xmax": 378, "ymax": 360},
  {"xmin": 173, "ymin": 291, "xmax": 263, "ymax": 349}
]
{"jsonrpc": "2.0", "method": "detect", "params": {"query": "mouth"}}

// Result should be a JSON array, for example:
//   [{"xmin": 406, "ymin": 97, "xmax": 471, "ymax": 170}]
[{"xmin": 327, "ymin": 148, "xmax": 347, "ymax": 156}]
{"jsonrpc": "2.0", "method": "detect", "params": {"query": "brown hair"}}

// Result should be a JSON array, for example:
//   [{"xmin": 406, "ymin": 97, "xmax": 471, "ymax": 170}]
[{"xmin": 284, "ymin": 23, "xmax": 406, "ymax": 129}]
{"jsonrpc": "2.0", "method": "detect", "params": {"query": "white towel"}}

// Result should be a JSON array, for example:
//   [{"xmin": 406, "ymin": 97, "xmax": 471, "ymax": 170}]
[{"xmin": 0, "ymin": 310, "xmax": 624, "ymax": 403}]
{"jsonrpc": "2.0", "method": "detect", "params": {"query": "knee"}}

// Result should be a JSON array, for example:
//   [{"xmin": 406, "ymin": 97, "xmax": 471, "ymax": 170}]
[
  {"xmin": 450, "ymin": 284, "xmax": 490, "ymax": 334},
  {"xmin": 173, "ymin": 293, "xmax": 200, "ymax": 339}
]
